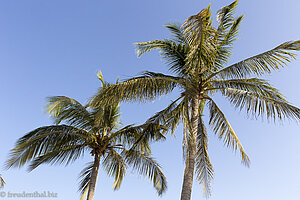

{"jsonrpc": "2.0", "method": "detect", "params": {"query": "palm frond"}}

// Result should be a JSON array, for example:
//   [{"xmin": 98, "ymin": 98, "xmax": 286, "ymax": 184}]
[
  {"xmin": 102, "ymin": 149, "xmax": 127, "ymax": 190},
  {"xmin": 47, "ymin": 96, "xmax": 94, "ymax": 130},
  {"xmin": 78, "ymin": 162, "xmax": 93, "ymax": 195},
  {"xmin": 6, "ymin": 125, "xmax": 90, "ymax": 169},
  {"xmin": 136, "ymin": 40, "xmax": 188, "ymax": 76},
  {"xmin": 214, "ymin": 15, "xmax": 244, "ymax": 71},
  {"xmin": 182, "ymin": 5, "xmax": 218, "ymax": 74},
  {"xmin": 222, "ymin": 88, "xmax": 300, "ymax": 120},
  {"xmin": 122, "ymin": 149, "xmax": 167, "ymax": 196},
  {"xmin": 207, "ymin": 98, "xmax": 250, "ymax": 166},
  {"xmin": 91, "ymin": 104, "xmax": 121, "ymax": 134},
  {"xmin": 164, "ymin": 23, "xmax": 187, "ymax": 44},
  {"xmin": 209, "ymin": 78, "xmax": 285, "ymax": 101},
  {"xmin": 90, "ymin": 73, "xmax": 178, "ymax": 107},
  {"xmin": 195, "ymin": 116, "xmax": 213, "ymax": 198},
  {"xmin": 146, "ymin": 96, "xmax": 185, "ymax": 135},
  {"xmin": 28, "ymin": 144, "xmax": 86, "ymax": 171},
  {"xmin": 210, "ymin": 40, "xmax": 300, "ymax": 79},
  {"xmin": 216, "ymin": 0, "xmax": 239, "ymax": 32}
]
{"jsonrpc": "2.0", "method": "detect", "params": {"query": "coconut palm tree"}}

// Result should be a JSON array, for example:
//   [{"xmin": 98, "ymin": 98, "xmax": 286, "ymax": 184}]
[
  {"xmin": 90, "ymin": 1, "xmax": 300, "ymax": 200},
  {"xmin": 0, "ymin": 175, "xmax": 5, "ymax": 188},
  {"xmin": 6, "ymin": 76, "xmax": 167, "ymax": 200}
]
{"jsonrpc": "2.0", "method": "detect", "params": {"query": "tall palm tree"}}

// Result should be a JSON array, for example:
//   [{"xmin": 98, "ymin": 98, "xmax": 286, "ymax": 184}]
[
  {"xmin": 90, "ymin": 1, "xmax": 300, "ymax": 200},
  {"xmin": 6, "ymin": 76, "xmax": 167, "ymax": 200},
  {"xmin": 0, "ymin": 175, "xmax": 5, "ymax": 188}
]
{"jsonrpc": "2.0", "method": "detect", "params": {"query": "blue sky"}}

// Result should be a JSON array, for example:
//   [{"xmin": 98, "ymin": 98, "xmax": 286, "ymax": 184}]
[{"xmin": 0, "ymin": 0, "xmax": 299, "ymax": 199}]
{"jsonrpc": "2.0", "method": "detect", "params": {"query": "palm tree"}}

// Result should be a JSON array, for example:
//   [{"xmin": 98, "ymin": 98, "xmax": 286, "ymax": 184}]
[
  {"xmin": 90, "ymin": 1, "xmax": 300, "ymax": 200},
  {"xmin": 0, "ymin": 175, "xmax": 5, "ymax": 188},
  {"xmin": 6, "ymin": 75, "xmax": 167, "ymax": 200}
]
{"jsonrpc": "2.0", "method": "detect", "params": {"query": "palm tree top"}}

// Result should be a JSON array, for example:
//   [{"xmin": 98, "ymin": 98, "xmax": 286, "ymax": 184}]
[
  {"xmin": 89, "ymin": 1, "xmax": 300, "ymax": 198},
  {"xmin": 6, "ymin": 76, "xmax": 167, "ymax": 199}
]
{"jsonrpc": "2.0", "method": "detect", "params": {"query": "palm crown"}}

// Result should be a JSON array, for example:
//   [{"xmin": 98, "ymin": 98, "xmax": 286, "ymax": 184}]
[
  {"xmin": 6, "ymin": 75, "xmax": 167, "ymax": 200},
  {"xmin": 90, "ymin": 1, "xmax": 300, "ymax": 199}
]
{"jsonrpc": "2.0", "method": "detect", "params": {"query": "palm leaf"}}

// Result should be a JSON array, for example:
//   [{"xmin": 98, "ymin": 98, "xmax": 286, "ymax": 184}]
[
  {"xmin": 122, "ymin": 149, "xmax": 167, "ymax": 195},
  {"xmin": 136, "ymin": 40, "xmax": 188, "ymax": 76},
  {"xmin": 6, "ymin": 125, "xmax": 90, "ymax": 169},
  {"xmin": 222, "ymin": 88, "xmax": 300, "ymax": 120},
  {"xmin": 78, "ymin": 162, "xmax": 93, "ymax": 195},
  {"xmin": 164, "ymin": 24, "xmax": 187, "ymax": 44},
  {"xmin": 216, "ymin": 0, "xmax": 239, "ymax": 32},
  {"xmin": 209, "ymin": 78, "xmax": 285, "ymax": 101},
  {"xmin": 182, "ymin": 5, "xmax": 218, "ymax": 74},
  {"xmin": 102, "ymin": 149, "xmax": 127, "ymax": 190},
  {"xmin": 207, "ymin": 98, "xmax": 250, "ymax": 166},
  {"xmin": 47, "ymin": 96, "xmax": 94, "ymax": 130},
  {"xmin": 28, "ymin": 144, "xmax": 86, "ymax": 171},
  {"xmin": 195, "ymin": 116, "xmax": 213, "ymax": 197},
  {"xmin": 210, "ymin": 40, "xmax": 300, "ymax": 79},
  {"xmin": 90, "ymin": 74, "xmax": 178, "ymax": 107}
]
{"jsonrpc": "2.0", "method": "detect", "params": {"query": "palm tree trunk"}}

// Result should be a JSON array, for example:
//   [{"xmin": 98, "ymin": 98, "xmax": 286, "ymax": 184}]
[
  {"xmin": 87, "ymin": 153, "xmax": 101, "ymax": 200},
  {"xmin": 180, "ymin": 98, "xmax": 199, "ymax": 200}
]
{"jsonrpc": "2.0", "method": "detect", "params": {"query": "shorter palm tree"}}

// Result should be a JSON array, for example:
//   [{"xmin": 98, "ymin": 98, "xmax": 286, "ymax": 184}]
[
  {"xmin": 6, "ymin": 76, "xmax": 167, "ymax": 200},
  {"xmin": 0, "ymin": 175, "xmax": 5, "ymax": 188}
]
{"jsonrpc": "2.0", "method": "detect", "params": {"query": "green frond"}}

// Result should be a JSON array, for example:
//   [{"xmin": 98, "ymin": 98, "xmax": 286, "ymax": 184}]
[
  {"xmin": 222, "ymin": 88, "xmax": 300, "ymax": 120},
  {"xmin": 214, "ymin": 15, "xmax": 244, "ymax": 71},
  {"xmin": 78, "ymin": 162, "xmax": 94, "ymax": 200},
  {"xmin": 97, "ymin": 71, "xmax": 105, "ymax": 86},
  {"xmin": 146, "ymin": 96, "xmax": 185, "ymax": 135},
  {"xmin": 102, "ymin": 150, "xmax": 127, "ymax": 190},
  {"xmin": 182, "ymin": 5, "xmax": 218, "ymax": 74},
  {"xmin": 211, "ymin": 40, "xmax": 300, "ymax": 79},
  {"xmin": 195, "ymin": 116, "xmax": 213, "ymax": 198},
  {"xmin": 207, "ymin": 98, "xmax": 250, "ymax": 166},
  {"xmin": 209, "ymin": 78, "xmax": 286, "ymax": 101},
  {"xmin": 217, "ymin": 0, "xmax": 239, "ymax": 32},
  {"xmin": 47, "ymin": 96, "xmax": 94, "ymax": 130},
  {"xmin": 91, "ymin": 104, "xmax": 121, "ymax": 134},
  {"xmin": 28, "ymin": 144, "xmax": 86, "ymax": 171},
  {"xmin": 136, "ymin": 40, "xmax": 188, "ymax": 76},
  {"xmin": 89, "ymin": 74, "xmax": 178, "ymax": 107},
  {"xmin": 164, "ymin": 23, "xmax": 186, "ymax": 44},
  {"xmin": 6, "ymin": 125, "xmax": 90, "ymax": 169},
  {"xmin": 122, "ymin": 149, "xmax": 167, "ymax": 195},
  {"xmin": 128, "ymin": 123, "xmax": 166, "ymax": 155},
  {"xmin": 113, "ymin": 123, "xmax": 166, "ymax": 155}
]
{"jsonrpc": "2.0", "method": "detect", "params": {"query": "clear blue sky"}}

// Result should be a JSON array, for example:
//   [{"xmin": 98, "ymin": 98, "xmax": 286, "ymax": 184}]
[{"xmin": 0, "ymin": 0, "xmax": 299, "ymax": 199}]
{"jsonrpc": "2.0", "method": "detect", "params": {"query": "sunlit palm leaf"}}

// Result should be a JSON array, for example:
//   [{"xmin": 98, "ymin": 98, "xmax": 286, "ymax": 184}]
[
  {"xmin": 211, "ymin": 40, "xmax": 300, "ymax": 79},
  {"xmin": 207, "ymin": 98, "xmax": 250, "ymax": 166},
  {"xmin": 183, "ymin": 5, "xmax": 218, "ymax": 74},
  {"xmin": 78, "ymin": 162, "xmax": 93, "ymax": 195},
  {"xmin": 136, "ymin": 40, "xmax": 188, "ymax": 76},
  {"xmin": 216, "ymin": 0, "xmax": 238, "ymax": 32},
  {"xmin": 47, "ymin": 96, "xmax": 94, "ymax": 130},
  {"xmin": 209, "ymin": 78, "xmax": 285, "ymax": 101},
  {"xmin": 6, "ymin": 125, "xmax": 90, "ymax": 169},
  {"xmin": 102, "ymin": 149, "xmax": 127, "ymax": 190},
  {"xmin": 28, "ymin": 144, "xmax": 86, "ymax": 170},
  {"xmin": 90, "ymin": 74, "xmax": 178, "ymax": 107},
  {"xmin": 164, "ymin": 24, "xmax": 187, "ymax": 44},
  {"xmin": 222, "ymin": 88, "xmax": 300, "ymax": 120},
  {"xmin": 195, "ymin": 116, "xmax": 213, "ymax": 197},
  {"xmin": 122, "ymin": 149, "xmax": 167, "ymax": 195}
]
